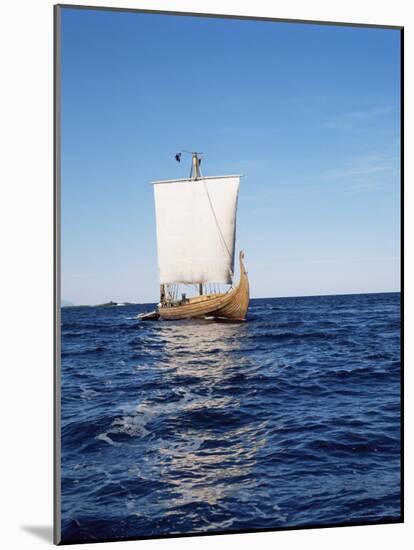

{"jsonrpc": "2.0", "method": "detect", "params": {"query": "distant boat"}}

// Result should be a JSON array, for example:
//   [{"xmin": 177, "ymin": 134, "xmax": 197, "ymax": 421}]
[{"xmin": 141, "ymin": 152, "xmax": 249, "ymax": 321}]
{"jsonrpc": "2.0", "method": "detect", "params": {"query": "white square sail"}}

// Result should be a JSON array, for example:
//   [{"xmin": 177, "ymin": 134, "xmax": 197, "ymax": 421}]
[{"xmin": 153, "ymin": 175, "xmax": 241, "ymax": 285}]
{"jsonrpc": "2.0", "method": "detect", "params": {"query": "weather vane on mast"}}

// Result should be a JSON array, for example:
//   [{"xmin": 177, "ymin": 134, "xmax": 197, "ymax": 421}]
[{"xmin": 175, "ymin": 150, "xmax": 203, "ymax": 180}]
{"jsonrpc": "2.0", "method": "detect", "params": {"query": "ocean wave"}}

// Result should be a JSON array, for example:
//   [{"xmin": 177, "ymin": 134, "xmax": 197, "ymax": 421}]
[
  {"xmin": 60, "ymin": 293, "xmax": 401, "ymax": 541},
  {"xmin": 252, "ymin": 331, "xmax": 337, "ymax": 342},
  {"xmin": 62, "ymin": 345, "xmax": 107, "ymax": 356}
]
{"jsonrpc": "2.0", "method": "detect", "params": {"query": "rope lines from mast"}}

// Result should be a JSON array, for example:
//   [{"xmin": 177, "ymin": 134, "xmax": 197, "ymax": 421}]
[
  {"xmin": 171, "ymin": 151, "xmax": 235, "ymax": 290},
  {"xmin": 201, "ymin": 179, "xmax": 235, "ymax": 284},
  {"xmin": 192, "ymin": 154, "xmax": 234, "ymax": 287}
]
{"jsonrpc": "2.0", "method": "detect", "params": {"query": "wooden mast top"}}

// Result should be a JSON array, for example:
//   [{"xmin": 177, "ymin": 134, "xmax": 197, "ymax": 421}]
[{"xmin": 189, "ymin": 152, "xmax": 202, "ymax": 180}]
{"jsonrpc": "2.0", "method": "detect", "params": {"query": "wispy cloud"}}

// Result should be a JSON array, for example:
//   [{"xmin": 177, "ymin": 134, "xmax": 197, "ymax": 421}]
[
  {"xmin": 240, "ymin": 150, "xmax": 400, "ymax": 202},
  {"xmin": 256, "ymin": 256, "xmax": 400, "ymax": 267},
  {"xmin": 323, "ymin": 105, "xmax": 396, "ymax": 131},
  {"xmin": 319, "ymin": 152, "xmax": 399, "ymax": 192}
]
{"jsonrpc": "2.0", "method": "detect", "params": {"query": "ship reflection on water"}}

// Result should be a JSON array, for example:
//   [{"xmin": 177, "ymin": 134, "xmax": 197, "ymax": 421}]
[
  {"xmin": 61, "ymin": 294, "xmax": 401, "ymax": 541},
  {"xmin": 122, "ymin": 319, "xmax": 273, "ymax": 528}
]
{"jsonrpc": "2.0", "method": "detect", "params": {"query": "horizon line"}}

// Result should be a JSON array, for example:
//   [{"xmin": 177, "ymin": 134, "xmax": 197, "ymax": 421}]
[{"xmin": 62, "ymin": 289, "xmax": 400, "ymax": 308}]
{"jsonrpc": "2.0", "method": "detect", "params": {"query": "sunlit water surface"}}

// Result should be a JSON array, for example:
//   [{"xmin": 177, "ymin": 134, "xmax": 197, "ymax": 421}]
[{"xmin": 60, "ymin": 293, "xmax": 401, "ymax": 542}]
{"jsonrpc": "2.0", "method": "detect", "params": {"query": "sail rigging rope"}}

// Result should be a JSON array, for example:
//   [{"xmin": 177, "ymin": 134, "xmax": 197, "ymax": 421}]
[{"xmin": 201, "ymin": 178, "xmax": 235, "ymax": 284}]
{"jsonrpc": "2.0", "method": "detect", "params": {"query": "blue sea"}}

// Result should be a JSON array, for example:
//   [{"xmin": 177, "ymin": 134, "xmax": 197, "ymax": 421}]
[{"xmin": 60, "ymin": 292, "xmax": 401, "ymax": 543}]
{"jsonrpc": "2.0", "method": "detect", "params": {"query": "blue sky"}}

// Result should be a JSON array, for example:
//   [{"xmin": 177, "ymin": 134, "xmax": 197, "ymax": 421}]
[{"xmin": 60, "ymin": 7, "xmax": 401, "ymax": 305}]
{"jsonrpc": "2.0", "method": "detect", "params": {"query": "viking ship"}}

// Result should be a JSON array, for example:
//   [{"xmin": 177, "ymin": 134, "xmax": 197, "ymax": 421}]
[{"xmin": 141, "ymin": 152, "xmax": 249, "ymax": 321}]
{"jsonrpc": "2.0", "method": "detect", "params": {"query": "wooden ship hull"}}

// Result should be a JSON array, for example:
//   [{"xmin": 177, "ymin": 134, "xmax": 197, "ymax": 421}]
[
  {"xmin": 140, "ymin": 153, "xmax": 250, "ymax": 323},
  {"xmin": 158, "ymin": 251, "xmax": 249, "ymax": 321}
]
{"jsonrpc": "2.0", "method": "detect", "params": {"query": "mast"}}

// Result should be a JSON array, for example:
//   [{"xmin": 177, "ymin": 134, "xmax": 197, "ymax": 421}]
[
  {"xmin": 189, "ymin": 151, "xmax": 202, "ymax": 180},
  {"xmin": 190, "ymin": 153, "xmax": 201, "ymax": 292},
  {"xmin": 153, "ymin": 153, "xmax": 241, "ymax": 297}
]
